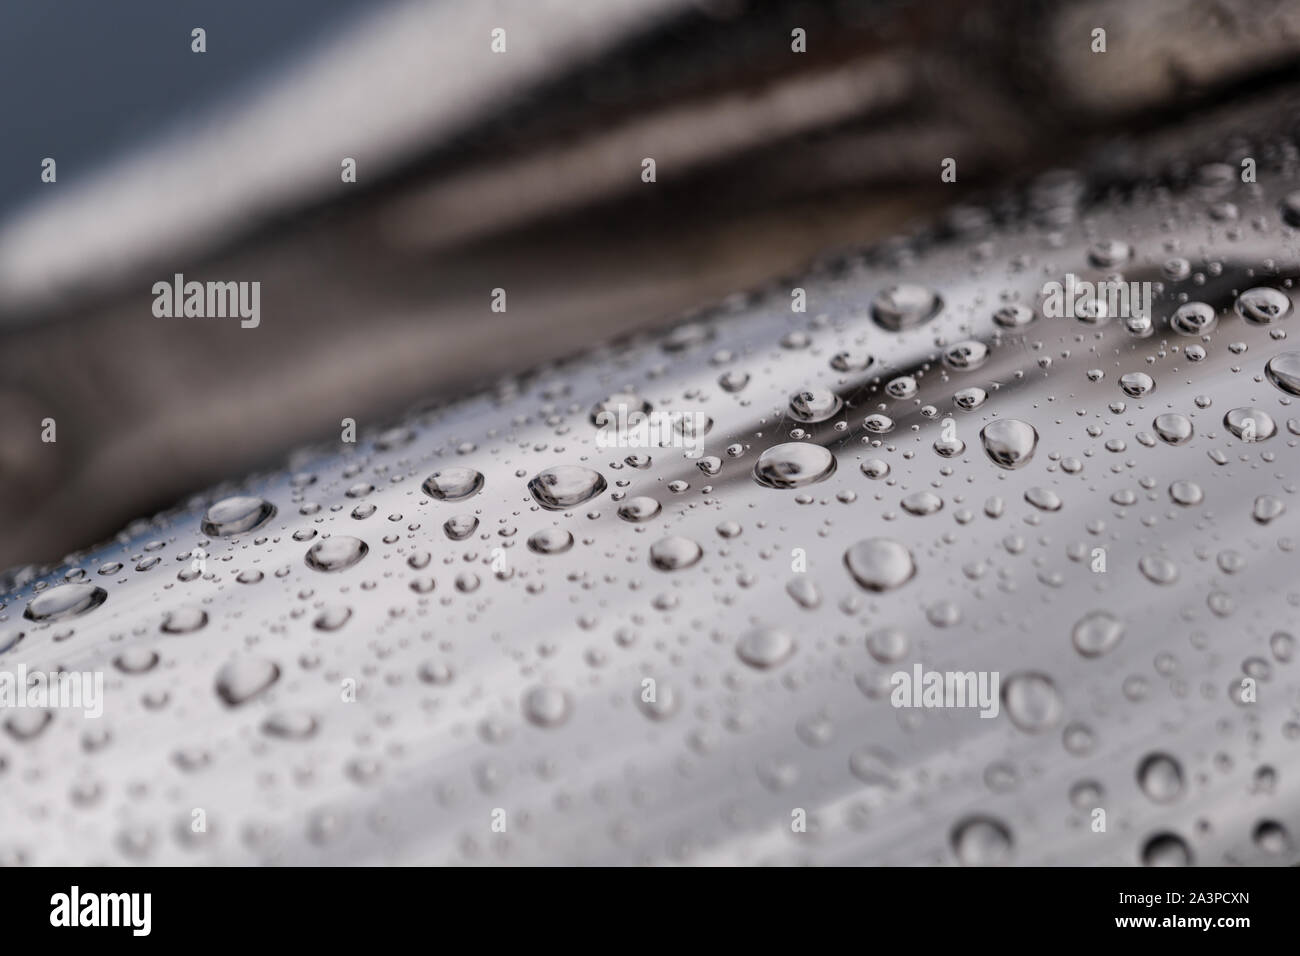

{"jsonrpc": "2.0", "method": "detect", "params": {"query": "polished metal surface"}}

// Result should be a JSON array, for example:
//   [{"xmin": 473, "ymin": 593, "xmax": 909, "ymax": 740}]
[{"xmin": 3, "ymin": 157, "xmax": 1300, "ymax": 866}]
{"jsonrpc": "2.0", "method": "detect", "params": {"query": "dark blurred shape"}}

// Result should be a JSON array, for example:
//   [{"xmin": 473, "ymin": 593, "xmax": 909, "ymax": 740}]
[{"xmin": 2, "ymin": 0, "xmax": 1299, "ymax": 569}]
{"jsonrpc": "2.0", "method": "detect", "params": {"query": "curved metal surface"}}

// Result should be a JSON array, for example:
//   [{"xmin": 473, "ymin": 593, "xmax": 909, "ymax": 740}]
[{"xmin": 2, "ymin": 158, "xmax": 1300, "ymax": 866}]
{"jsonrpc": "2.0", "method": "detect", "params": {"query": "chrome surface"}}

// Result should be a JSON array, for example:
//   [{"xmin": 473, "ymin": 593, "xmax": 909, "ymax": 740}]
[{"xmin": 2, "ymin": 161, "xmax": 1300, "ymax": 866}]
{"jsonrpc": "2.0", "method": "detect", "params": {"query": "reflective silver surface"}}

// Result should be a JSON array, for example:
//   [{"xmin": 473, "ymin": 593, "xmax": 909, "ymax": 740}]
[{"xmin": 2, "ymin": 162, "xmax": 1300, "ymax": 866}]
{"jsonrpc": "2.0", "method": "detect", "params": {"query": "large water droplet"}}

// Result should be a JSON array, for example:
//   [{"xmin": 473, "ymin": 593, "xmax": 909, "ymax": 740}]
[
  {"xmin": 844, "ymin": 538, "xmax": 915, "ymax": 592},
  {"xmin": 304, "ymin": 536, "xmax": 369, "ymax": 572},
  {"xmin": 215, "ymin": 657, "xmax": 280, "ymax": 706},
  {"xmin": 1169, "ymin": 301, "xmax": 1216, "ymax": 336},
  {"xmin": 1072, "ymin": 610, "xmax": 1124, "ymax": 658},
  {"xmin": 789, "ymin": 388, "xmax": 843, "ymax": 423},
  {"xmin": 161, "ymin": 606, "xmax": 207, "ymax": 633},
  {"xmin": 1223, "ymin": 407, "xmax": 1276, "ymax": 441},
  {"xmin": 24, "ymin": 583, "xmax": 107, "ymax": 621},
  {"xmin": 1234, "ymin": 287, "xmax": 1291, "ymax": 325},
  {"xmin": 523, "ymin": 686, "xmax": 572, "ymax": 727},
  {"xmin": 753, "ymin": 443, "xmax": 836, "ymax": 489},
  {"xmin": 901, "ymin": 491, "xmax": 943, "ymax": 516},
  {"xmin": 591, "ymin": 393, "xmax": 651, "ymax": 425},
  {"xmin": 1118, "ymin": 371, "xmax": 1155, "ymax": 397},
  {"xmin": 1153, "ymin": 413, "xmax": 1193, "ymax": 445},
  {"xmin": 735, "ymin": 628, "xmax": 796, "ymax": 669},
  {"xmin": 527, "ymin": 528, "xmax": 574, "ymax": 555},
  {"xmin": 1265, "ymin": 351, "xmax": 1300, "ymax": 395},
  {"xmin": 617, "ymin": 496, "xmax": 661, "ymax": 522},
  {"xmin": 527, "ymin": 465, "xmax": 607, "ymax": 509},
  {"xmin": 201, "ymin": 496, "xmax": 276, "ymax": 536},
  {"xmin": 1137, "ymin": 753, "xmax": 1184, "ymax": 803},
  {"xmin": 421, "ymin": 467, "xmax": 484, "ymax": 501},
  {"xmin": 951, "ymin": 815, "xmax": 1013, "ymax": 865},
  {"xmin": 1001, "ymin": 672, "xmax": 1062, "ymax": 732},
  {"xmin": 980, "ymin": 419, "xmax": 1038, "ymax": 469},
  {"xmin": 871, "ymin": 284, "xmax": 943, "ymax": 331},
  {"xmin": 1141, "ymin": 832, "xmax": 1192, "ymax": 866},
  {"xmin": 1139, "ymin": 553, "xmax": 1179, "ymax": 585},
  {"xmin": 649, "ymin": 536, "xmax": 703, "ymax": 570},
  {"xmin": 943, "ymin": 340, "xmax": 989, "ymax": 371}
]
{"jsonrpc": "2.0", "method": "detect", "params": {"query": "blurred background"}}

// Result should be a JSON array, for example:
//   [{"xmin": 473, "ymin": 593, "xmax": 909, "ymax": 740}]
[{"xmin": 3, "ymin": 0, "xmax": 1300, "ymax": 571}]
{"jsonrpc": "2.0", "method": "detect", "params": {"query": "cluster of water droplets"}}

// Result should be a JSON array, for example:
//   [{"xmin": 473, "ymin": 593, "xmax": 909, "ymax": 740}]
[{"xmin": 1, "ymin": 160, "xmax": 1298, "ymax": 867}]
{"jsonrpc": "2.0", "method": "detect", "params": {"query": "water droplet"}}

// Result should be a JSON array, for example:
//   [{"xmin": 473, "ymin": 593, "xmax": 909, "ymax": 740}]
[
  {"xmin": 871, "ymin": 284, "xmax": 943, "ymax": 331},
  {"xmin": 1234, "ymin": 287, "xmax": 1291, "ymax": 325},
  {"xmin": 304, "ymin": 536, "xmax": 369, "ymax": 572},
  {"xmin": 789, "ymin": 388, "xmax": 843, "ymax": 423},
  {"xmin": 786, "ymin": 577, "xmax": 821, "ymax": 609},
  {"xmin": 617, "ymin": 496, "xmax": 661, "ymax": 522},
  {"xmin": 943, "ymin": 340, "xmax": 990, "ymax": 372},
  {"xmin": 649, "ymin": 536, "xmax": 703, "ymax": 570},
  {"xmin": 1072, "ymin": 611, "xmax": 1124, "ymax": 658},
  {"xmin": 866, "ymin": 627, "xmax": 909, "ymax": 663},
  {"xmin": 523, "ymin": 686, "xmax": 572, "ymax": 727},
  {"xmin": 527, "ymin": 465, "xmax": 607, "ymax": 509},
  {"xmin": 951, "ymin": 815, "xmax": 1013, "ymax": 865},
  {"xmin": 527, "ymin": 528, "xmax": 574, "ymax": 555},
  {"xmin": 591, "ymin": 393, "xmax": 651, "ymax": 425},
  {"xmin": 863, "ymin": 413, "xmax": 895, "ymax": 434},
  {"xmin": 1141, "ymin": 832, "xmax": 1192, "ymax": 866},
  {"xmin": 1223, "ymin": 407, "xmax": 1276, "ymax": 441},
  {"xmin": 421, "ymin": 467, "xmax": 484, "ymax": 501},
  {"xmin": 24, "ymin": 583, "xmax": 107, "ymax": 621},
  {"xmin": 980, "ymin": 419, "xmax": 1038, "ymax": 469},
  {"xmin": 1002, "ymin": 672, "xmax": 1063, "ymax": 732},
  {"xmin": 1169, "ymin": 301, "xmax": 1217, "ymax": 336},
  {"xmin": 752, "ymin": 443, "xmax": 836, "ymax": 489},
  {"xmin": 1118, "ymin": 372, "xmax": 1154, "ymax": 397},
  {"xmin": 844, "ymin": 538, "xmax": 915, "ymax": 592},
  {"xmin": 885, "ymin": 376, "xmax": 917, "ymax": 399},
  {"xmin": 1265, "ymin": 351, "xmax": 1300, "ymax": 395},
  {"xmin": 443, "ymin": 514, "xmax": 479, "ymax": 540},
  {"xmin": 860, "ymin": 458, "xmax": 890, "ymax": 479},
  {"xmin": 735, "ymin": 628, "xmax": 795, "ymax": 669},
  {"xmin": 1024, "ymin": 487, "xmax": 1062, "ymax": 511},
  {"xmin": 1253, "ymin": 820, "xmax": 1291, "ymax": 854},
  {"xmin": 1137, "ymin": 753, "xmax": 1184, "ymax": 803},
  {"xmin": 215, "ymin": 658, "xmax": 280, "ymax": 706},
  {"xmin": 1252, "ymin": 495, "xmax": 1285, "ymax": 524},
  {"xmin": 830, "ymin": 350, "xmax": 874, "ymax": 372},
  {"xmin": 262, "ymin": 710, "xmax": 319, "ymax": 740},
  {"xmin": 1282, "ymin": 190, "xmax": 1300, "ymax": 227},
  {"xmin": 201, "ymin": 495, "xmax": 276, "ymax": 536},
  {"xmin": 1087, "ymin": 239, "xmax": 1130, "ymax": 268},
  {"xmin": 1153, "ymin": 413, "xmax": 1193, "ymax": 445},
  {"xmin": 314, "ymin": 606, "xmax": 352, "ymax": 631},
  {"xmin": 901, "ymin": 491, "xmax": 943, "ymax": 516},
  {"xmin": 993, "ymin": 304, "xmax": 1035, "ymax": 329},
  {"xmin": 114, "ymin": 648, "xmax": 159, "ymax": 674},
  {"xmin": 1139, "ymin": 553, "xmax": 1179, "ymax": 585}
]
